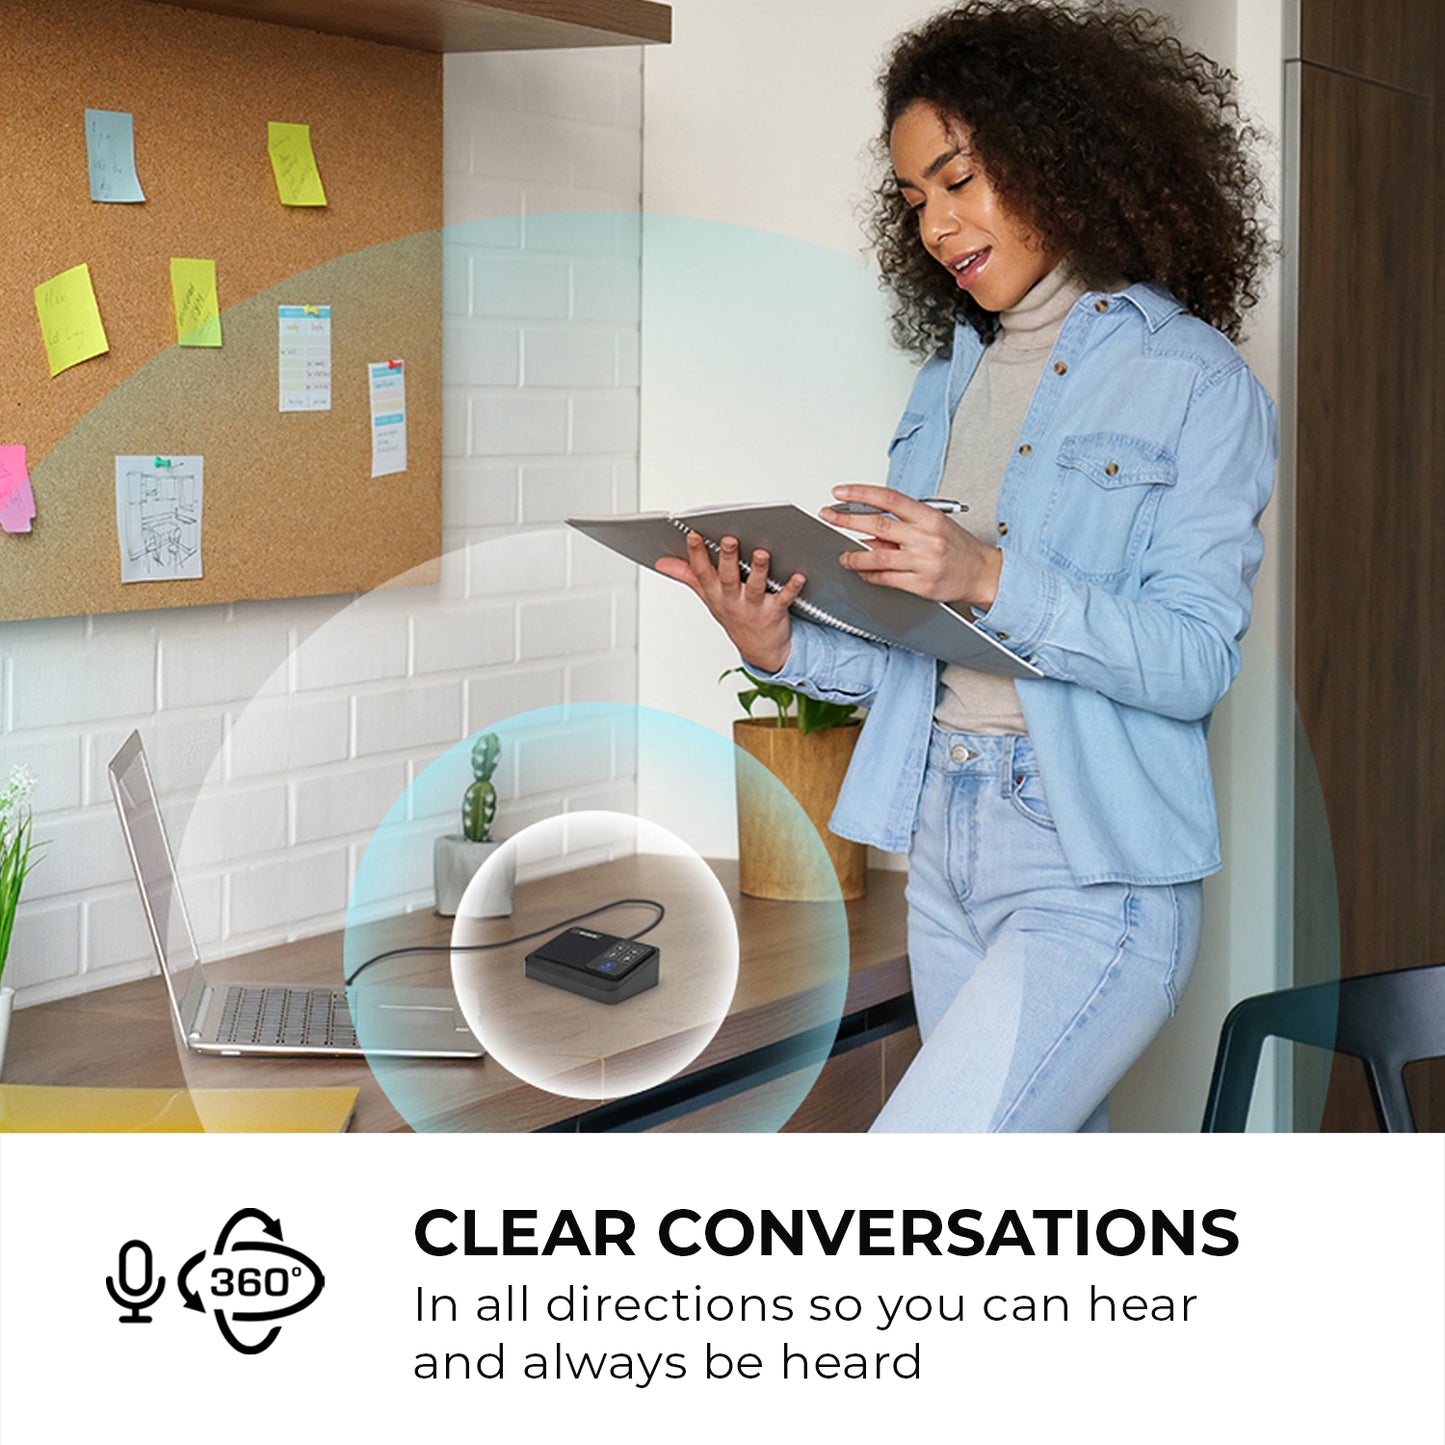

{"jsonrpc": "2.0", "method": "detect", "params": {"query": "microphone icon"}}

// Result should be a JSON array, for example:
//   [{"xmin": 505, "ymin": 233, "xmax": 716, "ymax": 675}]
[{"xmin": 106, "ymin": 1239, "xmax": 165, "ymax": 1323}]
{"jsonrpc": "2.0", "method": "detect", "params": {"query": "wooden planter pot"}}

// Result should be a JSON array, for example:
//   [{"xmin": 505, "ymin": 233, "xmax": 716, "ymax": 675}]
[{"xmin": 732, "ymin": 718, "xmax": 866, "ymax": 901}]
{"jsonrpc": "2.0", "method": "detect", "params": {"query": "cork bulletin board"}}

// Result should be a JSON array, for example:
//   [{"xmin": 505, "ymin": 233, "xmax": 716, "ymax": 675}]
[{"xmin": 0, "ymin": 0, "xmax": 443, "ymax": 621}]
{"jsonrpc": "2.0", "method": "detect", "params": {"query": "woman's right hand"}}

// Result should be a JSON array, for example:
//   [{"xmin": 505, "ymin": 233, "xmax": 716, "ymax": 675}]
[{"xmin": 654, "ymin": 531, "xmax": 803, "ymax": 676}]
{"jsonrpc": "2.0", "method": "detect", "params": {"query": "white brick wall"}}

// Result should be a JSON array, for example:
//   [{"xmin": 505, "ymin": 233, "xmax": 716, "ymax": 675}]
[{"xmin": 1, "ymin": 47, "xmax": 643, "ymax": 1007}]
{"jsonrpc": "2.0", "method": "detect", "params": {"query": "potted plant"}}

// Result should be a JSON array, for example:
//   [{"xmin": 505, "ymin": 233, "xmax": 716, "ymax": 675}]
[
  {"xmin": 0, "ymin": 767, "xmax": 42, "ymax": 1078},
  {"xmin": 433, "ymin": 733, "xmax": 513, "ymax": 917},
  {"xmin": 723, "ymin": 669, "xmax": 867, "ymax": 901}
]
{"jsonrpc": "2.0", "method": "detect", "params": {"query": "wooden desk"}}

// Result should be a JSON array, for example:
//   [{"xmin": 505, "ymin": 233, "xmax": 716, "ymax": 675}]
[{"xmin": 6, "ymin": 861, "xmax": 913, "ymax": 1132}]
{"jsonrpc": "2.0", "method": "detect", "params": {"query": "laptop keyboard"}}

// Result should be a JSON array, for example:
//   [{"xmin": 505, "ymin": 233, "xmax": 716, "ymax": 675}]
[{"xmin": 217, "ymin": 985, "xmax": 358, "ymax": 1049}]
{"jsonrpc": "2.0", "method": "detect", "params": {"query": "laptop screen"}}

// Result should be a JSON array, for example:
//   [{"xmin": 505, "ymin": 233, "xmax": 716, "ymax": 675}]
[{"xmin": 108, "ymin": 731, "xmax": 206, "ymax": 1036}]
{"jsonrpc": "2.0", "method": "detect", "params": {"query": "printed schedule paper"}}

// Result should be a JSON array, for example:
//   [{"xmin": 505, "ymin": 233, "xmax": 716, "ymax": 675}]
[
  {"xmin": 34, "ymin": 262, "xmax": 110, "ymax": 377},
  {"xmin": 115, "ymin": 455, "xmax": 203, "ymax": 582},
  {"xmin": 278, "ymin": 305, "xmax": 331, "ymax": 412},
  {"xmin": 368, "ymin": 360, "xmax": 408, "ymax": 477},
  {"xmin": 84, "ymin": 108, "xmax": 145, "ymax": 203}
]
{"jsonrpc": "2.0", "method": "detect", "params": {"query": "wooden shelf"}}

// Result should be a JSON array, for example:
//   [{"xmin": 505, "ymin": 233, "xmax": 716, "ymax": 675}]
[{"xmin": 146, "ymin": 0, "xmax": 672, "ymax": 52}]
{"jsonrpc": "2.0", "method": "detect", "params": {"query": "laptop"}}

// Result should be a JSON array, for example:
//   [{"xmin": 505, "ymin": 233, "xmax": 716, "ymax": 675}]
[{"xmin": 108, "ymin": 731, "xmax": 483, "ymax": 1059}]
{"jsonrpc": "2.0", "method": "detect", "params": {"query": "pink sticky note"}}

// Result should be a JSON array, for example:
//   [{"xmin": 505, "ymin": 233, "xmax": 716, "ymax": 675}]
[
  {"xmin": 0, "ymin": 445, "xmax": 25, "ymax": 508},
  {"xmin": 0, "ymin": 445, "xmax": 36, "ymax": 533},
  {"xmin": 0, "ymin": 479, "xmax": 36, "ymax": 533}
]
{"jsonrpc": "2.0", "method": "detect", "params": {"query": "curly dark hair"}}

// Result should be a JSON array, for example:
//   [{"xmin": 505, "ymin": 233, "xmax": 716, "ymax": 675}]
[{"xmin": 866, "ymin": 1, "xmax": 1270, "ymax": 356}]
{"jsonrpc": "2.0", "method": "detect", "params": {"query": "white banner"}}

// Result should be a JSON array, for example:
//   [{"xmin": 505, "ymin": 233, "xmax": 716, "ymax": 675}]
[{"xmin": 1, "ymin": 1134, "xmax": 1441, "ymax": 1442}]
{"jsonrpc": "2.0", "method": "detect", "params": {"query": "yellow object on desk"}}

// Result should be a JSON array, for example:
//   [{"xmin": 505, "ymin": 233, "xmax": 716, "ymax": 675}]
[{"xmin": 0, "ymin": 1084, "xmax": 357, "ymax": 1133}]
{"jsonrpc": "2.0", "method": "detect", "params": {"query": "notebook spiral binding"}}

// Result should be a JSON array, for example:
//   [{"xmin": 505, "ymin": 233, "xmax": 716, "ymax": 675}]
[{"xmin": 668, "ymin": 516, "xmax": 890, "ymax": 647}]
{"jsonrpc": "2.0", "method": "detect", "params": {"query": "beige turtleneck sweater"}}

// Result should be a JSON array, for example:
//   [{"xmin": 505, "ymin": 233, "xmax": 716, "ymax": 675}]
[{"xmin": 933, "ymin": 265, "xmax": 1088, "ymax": 734}]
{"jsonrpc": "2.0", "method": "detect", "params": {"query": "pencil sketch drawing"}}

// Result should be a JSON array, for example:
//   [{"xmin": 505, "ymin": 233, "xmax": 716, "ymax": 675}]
[{"xmin": 116, "ymin": 458, "xmax": 204, "ymax": 582}]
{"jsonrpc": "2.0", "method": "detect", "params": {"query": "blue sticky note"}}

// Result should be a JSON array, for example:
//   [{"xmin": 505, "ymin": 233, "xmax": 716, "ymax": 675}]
[{"xmin": 85, "ymin": 109, "xmax": 146, "ymax": 203}]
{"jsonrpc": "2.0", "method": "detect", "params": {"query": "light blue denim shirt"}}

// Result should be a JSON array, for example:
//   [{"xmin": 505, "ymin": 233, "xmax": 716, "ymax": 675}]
[{"xmin": 755, "ymin": 282, "xmax": 1277, "ymax": 885}]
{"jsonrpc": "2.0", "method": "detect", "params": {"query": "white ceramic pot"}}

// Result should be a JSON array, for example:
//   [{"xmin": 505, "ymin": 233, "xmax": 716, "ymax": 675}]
[
  {"xmin": 0, "ymin": 985, "xmax": 14, "ymax": 1081},
  {"xmin": 433, "ymin": 836, "xmax": 514, "ymax": 918}
]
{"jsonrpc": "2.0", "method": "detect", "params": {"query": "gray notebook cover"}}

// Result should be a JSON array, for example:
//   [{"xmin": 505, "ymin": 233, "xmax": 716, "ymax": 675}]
[{"xmin": 567, "ymin": 503, "xmax": 1041, "ymax": 679}]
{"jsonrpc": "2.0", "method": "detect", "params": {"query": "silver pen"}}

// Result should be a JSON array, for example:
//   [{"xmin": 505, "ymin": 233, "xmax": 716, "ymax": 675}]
[{"xmin": 829, "ymin": 498, "xmax": 969, "ymax": 516}]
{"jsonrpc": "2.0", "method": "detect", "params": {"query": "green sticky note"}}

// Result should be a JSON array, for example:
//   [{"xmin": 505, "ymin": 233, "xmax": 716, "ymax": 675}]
[
  {"xmin": 34, "ymin": 262, "xmax": 110, "ymax": 377},
  {"xmin": 170, "ymin": 257, "xmax": 222, "ymax": 347},
  {"xmin": 267, "ymin": 121, "xmax": 327, "ymax": 207}
]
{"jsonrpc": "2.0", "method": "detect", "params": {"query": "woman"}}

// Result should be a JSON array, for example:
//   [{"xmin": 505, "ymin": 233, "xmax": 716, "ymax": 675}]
[{"xmin": 658, "ymin": 1, "xmax": 1277, "ymax": 1131}]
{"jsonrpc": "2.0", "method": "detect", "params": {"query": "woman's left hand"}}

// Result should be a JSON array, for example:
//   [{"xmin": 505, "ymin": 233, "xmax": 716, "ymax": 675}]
[{"xmin": 821, "ymin": 485, "xmax": 1004, "ymax": 610}]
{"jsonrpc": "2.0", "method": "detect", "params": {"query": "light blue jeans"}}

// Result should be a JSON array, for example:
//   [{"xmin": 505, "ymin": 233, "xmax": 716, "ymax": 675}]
[{"xmin": 870, "ymin": 728, "xmax": 1203, "ymax": 1133}]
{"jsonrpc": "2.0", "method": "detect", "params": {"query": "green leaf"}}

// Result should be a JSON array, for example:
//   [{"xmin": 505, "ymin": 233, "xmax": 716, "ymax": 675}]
[
  {"xmin": 720, "ymin": 666, "xmax": 796, "ymax": 724},
  {"xmin": 797, "ymin": 695, "xmax": 861, "ymax": 735},
  {"xmin": 0, "ymin": 808, "xmax": 43, "ymax": 979},
  {"xmin": 719, "ymin": 664, "xmax": 867, "ymax": 732},
  {"xmin": 752, "ymin": 683, "xmax": 797, "ymax": 723}
]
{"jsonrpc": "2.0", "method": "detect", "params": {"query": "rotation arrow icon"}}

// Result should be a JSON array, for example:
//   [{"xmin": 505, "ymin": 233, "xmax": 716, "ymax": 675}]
[
  {"xmin": 177, "ymin": 1251, "xmax": 207, "ymax": 1313},
  {"xmin": 215, "ymin": 1208, "xmax": 283, "ymax": 1249}
]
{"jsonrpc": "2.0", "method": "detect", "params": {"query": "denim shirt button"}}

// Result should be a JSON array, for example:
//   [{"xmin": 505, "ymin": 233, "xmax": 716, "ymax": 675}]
[
  {"xmin": 1053, "ymin": 361, "xmax": 1069, "ymax": 376},
  {"xmin": 949, "ymin": 744, "xmax": 974, "ymax": 764}
]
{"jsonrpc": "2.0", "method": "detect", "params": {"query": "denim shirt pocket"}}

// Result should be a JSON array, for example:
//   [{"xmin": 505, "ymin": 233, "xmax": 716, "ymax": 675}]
[
  {"xmin": 1037, "ymin": 432, "xmax": 1178, "ymax": 585},
  {"xmin": 885, "ymin": 411, "xmax": 929, "ymax": 492}
]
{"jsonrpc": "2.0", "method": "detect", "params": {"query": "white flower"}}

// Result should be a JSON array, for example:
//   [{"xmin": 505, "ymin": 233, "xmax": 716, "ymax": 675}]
[{"xmin": 0, "ymin": 767, "xmax": 37, "ymax": 832}]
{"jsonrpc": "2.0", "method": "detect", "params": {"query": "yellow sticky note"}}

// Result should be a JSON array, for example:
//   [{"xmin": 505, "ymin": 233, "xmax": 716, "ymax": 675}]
[
  {"xmin": 170, "ymin": 257, "xmax": 222, "ymax": 347},
  {"xmin": 34, "ymin": 262, "xmax": 110, "ymax": 377},
  {"xmin": 267, "ymin": 121, "xmax": 327, "ymax": 207}
]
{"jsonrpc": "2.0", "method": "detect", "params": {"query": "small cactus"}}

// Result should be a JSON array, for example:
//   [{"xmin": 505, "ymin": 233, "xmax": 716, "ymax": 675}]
[{"xmin": 461, "ymin": 732, "xmax": 501, "ymax": 843}]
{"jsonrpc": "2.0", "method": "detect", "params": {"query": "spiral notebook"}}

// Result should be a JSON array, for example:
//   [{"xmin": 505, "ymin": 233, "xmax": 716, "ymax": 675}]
[{"xmin": 568, "ymin": 503, "xmax": 1042, "ymax": 678}]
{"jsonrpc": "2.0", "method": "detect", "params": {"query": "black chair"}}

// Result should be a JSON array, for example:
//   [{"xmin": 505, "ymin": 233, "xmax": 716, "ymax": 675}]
[{"xmin": 1201, "ymin": 963, "xmax": 1445, "ymax": 1132}]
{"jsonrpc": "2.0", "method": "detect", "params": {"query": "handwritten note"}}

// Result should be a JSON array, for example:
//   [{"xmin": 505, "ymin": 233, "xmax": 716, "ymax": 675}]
[
  {"xmin": 170, "ymin": 258, "xmax": 222, "ymax": 347},
  {"xmin": 34, "ymin": 263, "xmax": 110, "ymax": 377},
  {"xmin": 85, "ymin": 108, "xmax": 145, "ymax": 203},
  {"xmin": 278, "ymin": 305, "xmax": 331, "ymax": 411},
  {"xmin": 115, "ymin": 455, "xmax": 204, "ymax": 581},
  {"xmin": 267, "ymin": 122, "xmax": 327, "ymax": 207},
  {"xmin": 368, "ymin": 360, "xmax": 408, "ymax": 477},
  {"xmin": 0, "ymin": 446, "xmax": 37, "ymax": 535}
]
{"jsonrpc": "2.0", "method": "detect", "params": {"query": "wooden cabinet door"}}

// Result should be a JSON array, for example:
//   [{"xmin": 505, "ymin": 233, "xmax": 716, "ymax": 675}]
[{"xmin": 1292, "ymin": 1, "xmax": 1443, "ymax": 1129}]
